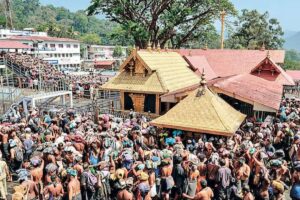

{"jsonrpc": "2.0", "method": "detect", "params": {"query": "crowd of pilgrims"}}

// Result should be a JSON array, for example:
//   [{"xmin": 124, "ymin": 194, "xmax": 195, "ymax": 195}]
[
  {"xmin": 3, "ymin": 53, "xmax": 110, "ymax": 91},
  {"xmin": 0, "ymin": 97, "xmax": 300, "ymax": 200}
]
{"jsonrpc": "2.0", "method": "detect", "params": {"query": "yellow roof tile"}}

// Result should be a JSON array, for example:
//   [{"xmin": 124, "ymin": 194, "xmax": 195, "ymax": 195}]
[
  {"xmin": 151, "ymin": 87, "xmax": 246, "ymax": 136},
  {"xmin": 101, "ymin": 71, "xmax": 166, "ymax": 93},
  {"xmin": 101, "ymin": 50, "xmax": 200, "ymax": 94}
]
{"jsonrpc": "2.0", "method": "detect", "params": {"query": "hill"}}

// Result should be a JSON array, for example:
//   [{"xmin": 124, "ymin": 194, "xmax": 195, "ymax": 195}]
[
  {"xmin": 284, "ymin": 32, "xmax": 300, "ymax": 51},
  {"xmin": 0, "ymin": 0, "xmax": 133, "ymax": 46}
]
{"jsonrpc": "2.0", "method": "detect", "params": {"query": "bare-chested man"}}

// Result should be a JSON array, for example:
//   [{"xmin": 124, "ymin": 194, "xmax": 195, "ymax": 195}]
[
  {"xmin": 0, "ymin": 128, "xmax": 9, "ymax": 160},
  {"xmin": 43, "ymin": 176, "xmax": 64, "ymax": 200},
  {"xmin": 30, "ymin": 158, "xmax": 44, "ymax": 197},
  {"xmin": 67, "ymin": 169, "xmax": 81, "ymax": 200},
  {"xmin": 184, "ymin": 180, "xmax": 214, "ymax": 200}
]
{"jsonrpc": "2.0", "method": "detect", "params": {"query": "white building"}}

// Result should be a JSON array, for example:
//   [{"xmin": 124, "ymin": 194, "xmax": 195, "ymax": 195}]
[
  {"xmin": 84, "ymin": 45, "xmax": 127, "ymax": 60},
  {"xmin": 7, "ymin": 35, "xmax": 81, "ymax": 69},
  {"xmin": 0, "ymin": 28, "xmax": 47, "ymax": 39}
]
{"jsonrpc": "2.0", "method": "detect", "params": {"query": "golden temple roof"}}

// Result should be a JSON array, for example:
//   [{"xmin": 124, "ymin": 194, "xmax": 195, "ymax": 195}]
[
  {"xmin": 101, "ymin": 50, "xmax": 200, "ymax": 94},
  {"xmin": 151, "ymin": 86, "xmax": 246, "ymax": 136}
]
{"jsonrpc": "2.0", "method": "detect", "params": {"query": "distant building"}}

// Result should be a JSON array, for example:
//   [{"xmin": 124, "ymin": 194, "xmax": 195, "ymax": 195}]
[
  {"xmin": 84, "ymin": 45, "xmax": 127, "ymax": 60},
  {"xmin": 0, "ymin": 28, "xmax": 47, "ymax": 39},
  {"xmin": 6, "ymin": 35, "xmax": 81, "ymax": 70}
]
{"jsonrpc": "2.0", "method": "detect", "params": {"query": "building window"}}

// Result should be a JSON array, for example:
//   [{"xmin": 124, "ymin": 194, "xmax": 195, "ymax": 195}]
[
  {"xmin": 33, "ymin": 43, "xmax": 38, "ymax": 48},
  {"xmin": 45, "ymin": 43, "xmax": 48, "ymax": 47},
  {"xmin": 54, "ymin": 54, "xmax": 57, "ymax": 57},
  {"xmin": 66, "ymin": 44, "xmax": 71, "ymax": 48},
  {"xmin": 62, "ymin": 54, "xmax": 65, "ymax": 57},
  {"xmin": 50, "ymin": 44, "xmax": 55, "ymax": 48},
  {"xmin": 57, "ymin": 54, "xmax": 60, "ymax": 57},
  {"xmin": 74, "ymin": 44, "xmax": 78, "ymax": 48},
  {"xmin": 58, "ymin": 44, "xmax": 63, "ymax": 48},
  {"xmin": 70, "ymin": 54, "xmax": 73, "ymax": 57}
]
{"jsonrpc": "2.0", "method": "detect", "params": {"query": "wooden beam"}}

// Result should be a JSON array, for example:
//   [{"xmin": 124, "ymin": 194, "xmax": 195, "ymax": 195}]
[
  {"xmin": 155, "ymin": 94, "xmax": 160, "ymax": 115},
  {"xmin": 120, "ymin": 91, "xmax": 124, "ymax": 111}
]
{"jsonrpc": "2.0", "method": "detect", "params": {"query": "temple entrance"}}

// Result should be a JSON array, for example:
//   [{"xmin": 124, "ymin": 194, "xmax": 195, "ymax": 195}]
[
  {"xmin": 144, "ymin": 94, "xmax": 156, "ymax": 113},
  {"xmin": 124, "ymin": 92, "xmax": 134, "ymax": 110}
]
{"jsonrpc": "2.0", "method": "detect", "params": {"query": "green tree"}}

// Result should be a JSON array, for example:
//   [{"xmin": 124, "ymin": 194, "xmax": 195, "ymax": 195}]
[
  {"xmin": 284, "ymin": 49, "xmax": 300, "ymax": 70},
  {"xmin": 226, "ymin": 9, "xmax": 284, "ymax": 49},
  {"xmin": 112, "ymin": 46, "xmax": 124, "ymax": 58},
  {"xmin": 87, "ymin": 0, "xmax": 235, "ymax": 48},
  {"xmin": 80, "ymin": 33, "xmax": 101, "ymax": 45}
]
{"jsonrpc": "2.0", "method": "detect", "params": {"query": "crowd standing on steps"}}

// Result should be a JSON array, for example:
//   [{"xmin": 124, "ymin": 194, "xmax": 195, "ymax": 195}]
[{"xmin": 0, "ymin": 97, "xmax": 300, "ymax": 199}]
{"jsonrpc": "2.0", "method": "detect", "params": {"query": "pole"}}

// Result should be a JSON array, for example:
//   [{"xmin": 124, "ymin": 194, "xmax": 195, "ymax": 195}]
[{"xmin": 220, "ymin": 10, "xmax": 226, "ymax": 49}]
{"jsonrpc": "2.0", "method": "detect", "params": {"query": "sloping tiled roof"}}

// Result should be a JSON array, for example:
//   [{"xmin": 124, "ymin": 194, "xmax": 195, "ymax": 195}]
[
  {"xmin": 286, "ymin": 70, "xmax": 300, "ymax": 81},
  {"xmin": 8, "ymin": 36, "xmax": 79, "ymax": 42},
  {"xmin": 151, "ymin": 87, "xmax": 246, "ymax": 136},
  {"xmin": 101, "ymin": 71, "xmax": 165, "ymax": 93},
  {"xmin": 212, "ymin": 73, "xmax": 283, "ymax": 110},
  {"xmin": 137, "ymin": 51, "xmax": 200, "ymax": 92},
  {"xmin": 102, "ymin": 50, "xmax": 200, "ymax": 94},
  {"xmin": 184, "ymin": 55, "xmax": 217, "ymax": 80},
  {"xmin": 0, "ymin": 40, "xmax": 33, "ymax": 49},
  {"xmin": 250, "ymin": 56, "xmax": 294, "ymax": 85},
  {"xmin": 176, "ymin": 49, "xmax": 285, "ymax": 77}
]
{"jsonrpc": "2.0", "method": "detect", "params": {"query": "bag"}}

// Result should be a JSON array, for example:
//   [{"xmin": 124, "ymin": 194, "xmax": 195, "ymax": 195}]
[
  {"xmin": 85, "ymin": 172, "xmax": 98, "ymax": 192},
  {"xmin": 15, "ymin": 147, "xmax": 23, "ymax": 162}
]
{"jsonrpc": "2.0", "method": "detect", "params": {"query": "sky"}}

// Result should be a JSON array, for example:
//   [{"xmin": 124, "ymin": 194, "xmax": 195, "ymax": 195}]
[{"xmin": 40, "ymin": 0, "xmax": 300, "ymax": 32}]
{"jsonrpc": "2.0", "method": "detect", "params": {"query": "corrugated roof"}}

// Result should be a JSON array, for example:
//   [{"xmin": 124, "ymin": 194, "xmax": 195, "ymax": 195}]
[
  {"xmin": 184, "ymin": 55, "xmax": 217, "ymax": 80},
  {"xmin": 94, "ymin": 60, "xmax": 115, "ymax": 65},
  {"xmin": 286, "ymin": 70, "xmax": 300, "ymax": 81},
  {"xmin": 212, "ymin": 73, "xmax": 283, "ymax": 110},
  {"xmin": 151, "ymin": 87, "xmax": 246, "ymax": 136},
  {"xmin": 8, "ymin": 36, "xmax": 79, "ymax": 42},
  {"xmin": 176, "ymin": 49, "xmax": 285, "ymax": 77},
  {"xmin": 0, "ymin": 40, "xmax": 33, "ymax": 49},
  {"xmin": 102, "ymin": 50, "xmax": 200, "ymax": 94}
]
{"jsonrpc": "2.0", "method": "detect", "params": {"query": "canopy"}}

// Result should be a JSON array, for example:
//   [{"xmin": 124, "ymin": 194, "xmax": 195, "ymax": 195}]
[{"xmin": 151, "ymin": 82, "xmax": 246, "ymax": 136}]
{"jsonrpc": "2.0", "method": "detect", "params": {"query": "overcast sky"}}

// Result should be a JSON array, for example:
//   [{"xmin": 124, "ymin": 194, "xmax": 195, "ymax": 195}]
[{"xmin": 40, "ymin": 0, "xmax": 300, "ymax": 32}]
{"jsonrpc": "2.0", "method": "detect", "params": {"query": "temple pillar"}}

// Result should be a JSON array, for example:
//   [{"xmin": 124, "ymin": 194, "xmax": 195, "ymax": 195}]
[
  {"xmin": 166, "ymin": 102, "xmax": 170, "ymax": 111},
  {"xmin": 120, "ymin": 91, "xmax": 125, "ymax": 110},
  {"xmin": 155, "ymin": 94, "xmax": 160, "ymax": 115}
]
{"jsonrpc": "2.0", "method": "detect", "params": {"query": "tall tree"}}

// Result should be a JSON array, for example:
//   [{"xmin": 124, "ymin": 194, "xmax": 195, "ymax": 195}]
[
  {"xmin": 226, "ymin": 9, "xmax": 284, "ymax": 49},
  {"xmin": 112, "ymin": 45, "xmax": 124, "ymax": 58},
  {"xmin": 80, "ymin": 33, "xmax": 101, "ymax": 45},
  {"xmin": 87, "ymin": 0, "xmax": 235, "ymax": 48}
]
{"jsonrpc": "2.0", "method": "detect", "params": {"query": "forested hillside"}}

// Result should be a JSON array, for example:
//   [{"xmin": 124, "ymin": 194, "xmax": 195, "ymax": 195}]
[{"xmin": 0, "ymin": 0, "xmax": 134, "ymax": 45}]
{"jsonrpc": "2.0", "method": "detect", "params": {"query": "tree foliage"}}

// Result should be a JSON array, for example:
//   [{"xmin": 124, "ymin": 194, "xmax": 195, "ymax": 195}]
[
  {"xmin": 226, "ymin": 9, "xmax": 284, "ymax": 50},
  {"xmin": 80, "ymin": 33, "xmax": 101, "ymax": 45},
  {"xmin": 284, "ymin": 49, "xmax": 300, "ymax": 70},
  {"xmin": 112, "ymin": 45, "xmax": 124, "ymax": 58},
  {"xmin": 87, "ymin": 0, "xmax": 236, "ymax": 48}
]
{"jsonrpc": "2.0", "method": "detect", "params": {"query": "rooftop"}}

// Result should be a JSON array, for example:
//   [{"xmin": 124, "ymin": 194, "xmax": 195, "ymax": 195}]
[
  {"xmin": 211, "ymin": 73, "xmax": 283, "ymax": 110},
  {"xmin": 151, "ymin": 84, "xmax": 246, "ymax": 136},
  {"xmin": 180, "ymin": 49, "xmax": 285, "ymax": 78},
  {"xmin": 8, "ymin": 35, "xmax": 79, "ymax": 43},
  {"xmin": 102, "ymin": 50, "xmax": 200, "ymax": 94},
  {"xmin": 0, "ymin": 40, "xmax": 33, "ymax": 49}
]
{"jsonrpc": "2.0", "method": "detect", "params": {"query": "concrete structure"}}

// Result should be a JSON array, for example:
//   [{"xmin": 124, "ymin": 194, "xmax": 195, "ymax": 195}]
[
  {"xmin": 84, "ymin": 45, "xmax": 127, "ymax": 60},
  {"xmin": 0, "ymin": 29, "xmax": 47, "ymax": 39},
  {"xmin": 5, "ymin": 35, "xmax": 81, "ymax": 69},
  {"xmin": 30, "ymin": 91, "xmax": 73, "ymax": 108}
]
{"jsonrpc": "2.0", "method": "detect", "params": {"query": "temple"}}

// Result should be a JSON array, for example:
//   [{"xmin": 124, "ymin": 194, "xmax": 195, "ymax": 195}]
[{"xmin": 101, "ymin": 46, "xmax": 199, "ymax": 115}]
